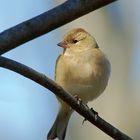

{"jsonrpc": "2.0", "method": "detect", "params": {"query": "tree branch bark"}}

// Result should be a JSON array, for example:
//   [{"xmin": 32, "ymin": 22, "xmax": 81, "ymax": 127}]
[
  {"xmin": 0, "ymin": 0, "xmax": 117, "ymax": 55},
  {"xmin": 0, "ymin": 56, "xmax": 132, "ymax": 140}
]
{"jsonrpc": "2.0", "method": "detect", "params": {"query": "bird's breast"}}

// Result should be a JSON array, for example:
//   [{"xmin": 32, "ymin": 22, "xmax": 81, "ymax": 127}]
[
  {"xmin": 55, "ymin": 49, "xmax": 110, "ymax": 101},
  {"xmin": 66, "ymin": 60, "xmax": 93, "ymax": 84}
]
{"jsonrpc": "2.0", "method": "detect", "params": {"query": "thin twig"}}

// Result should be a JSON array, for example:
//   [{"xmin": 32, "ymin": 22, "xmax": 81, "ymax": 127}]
[
  {"xmin": 0, "ymin": 56, "xmax": 133, "ymax": 140},
  {"xmin": 0, "ymin": 0, "xmax": 117, "ymax": 55}
]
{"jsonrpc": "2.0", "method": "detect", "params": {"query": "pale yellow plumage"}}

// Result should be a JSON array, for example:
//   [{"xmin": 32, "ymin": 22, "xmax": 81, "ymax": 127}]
[{"xmin": 47, "ymin": 28, "xmax": 111, "ymax": 140}]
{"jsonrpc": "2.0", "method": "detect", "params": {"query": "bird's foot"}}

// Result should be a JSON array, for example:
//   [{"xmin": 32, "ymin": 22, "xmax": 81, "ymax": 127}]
[
  {"xmin": 82, "ymin": 118, "xmax": 87, "ymax": 125},
  {"xmin": 70, "ymin": 95, "xmax": 82, "ymax": 110},
  {"xmin": 90, "ymin": 108, "xmax": 98, "ymax": 121},
  {"xmin": 82, "ymin": 107, "xmax": 98, "ymax": 125},
  {"xmin": 74, "ymin": 95, "xmax": 82, "ymax": 105}
]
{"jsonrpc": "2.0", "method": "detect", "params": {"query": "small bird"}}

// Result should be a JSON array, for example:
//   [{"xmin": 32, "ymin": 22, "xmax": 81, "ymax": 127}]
[{"xmin": 47, "ymin": 28, "xmax": 111, "ymax": 140}]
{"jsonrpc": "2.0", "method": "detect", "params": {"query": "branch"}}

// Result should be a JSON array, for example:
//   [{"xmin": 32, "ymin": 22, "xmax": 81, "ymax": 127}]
[
  {"xmin": 0, "ymin": 56, "xmax": 132, "ymax": 140},
  {"xmin": 0, "ymin": 0, "xmax": 117, "ymax": 55}
]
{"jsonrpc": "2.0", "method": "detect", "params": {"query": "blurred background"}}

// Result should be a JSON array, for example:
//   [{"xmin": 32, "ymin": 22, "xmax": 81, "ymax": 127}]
[{"xmin": 0, "ymin": 0, "xmax": 139, "ymax": 140}]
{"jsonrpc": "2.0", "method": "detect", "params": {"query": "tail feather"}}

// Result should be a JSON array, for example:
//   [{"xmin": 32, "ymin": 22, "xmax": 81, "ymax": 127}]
[{"xmin": 47, "ymin": 107, "xmax": 72, "ymax": 140}]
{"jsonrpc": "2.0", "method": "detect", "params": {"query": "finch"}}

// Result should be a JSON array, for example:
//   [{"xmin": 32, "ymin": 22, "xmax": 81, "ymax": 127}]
[{"xmin": 47, "ymin": 28, "xmax": 111, "ymax": 140}]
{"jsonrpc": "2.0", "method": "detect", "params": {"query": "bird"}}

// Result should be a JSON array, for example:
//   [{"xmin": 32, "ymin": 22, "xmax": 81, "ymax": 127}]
[{"xmin": 47, "ymin": 28, "xmax": 111, "ymax": 140}]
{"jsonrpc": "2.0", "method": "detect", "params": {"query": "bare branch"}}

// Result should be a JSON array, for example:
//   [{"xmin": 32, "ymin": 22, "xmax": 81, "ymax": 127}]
[
  {"xmin": 0, "ymin": 0, "xmax": 117, "ymax": 55},
  {"xmin": 0, "ymin": 56, "xmax": 132, "ymax": 140}
]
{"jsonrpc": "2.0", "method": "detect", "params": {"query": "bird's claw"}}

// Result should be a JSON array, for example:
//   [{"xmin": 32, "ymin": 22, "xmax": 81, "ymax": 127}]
[
  {"xmin": 73, "ymin": 95, "xmax": 98, "ymax": 124},
  {"xmin": 70, "ymin": 95, "xmax": 82, "ymax": 110},
  {"xmin": 74, "ymin": 95, "xmax": 82, "ymax": 105},
  {"xmin": 82, "ymin": 118, "xmax": 87, "ymax": 125},
  {"xmin": 90, "ymin": 108, "xmax": 98, "ymax": 121},
  {"xmin": 82, "ymin": 107, "xmax": 98, "ymax": 124}
]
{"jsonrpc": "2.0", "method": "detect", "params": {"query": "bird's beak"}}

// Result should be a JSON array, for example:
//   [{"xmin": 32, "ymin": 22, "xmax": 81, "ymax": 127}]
[{"xmin": 57, "ymin": 41, "xmax": 68, "ymax": 48}]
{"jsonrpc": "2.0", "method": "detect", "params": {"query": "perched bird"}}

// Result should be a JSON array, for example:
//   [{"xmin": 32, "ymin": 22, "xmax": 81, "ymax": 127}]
[{"xmin": 47, "ymin": 28, "xmax": 111, "ymax": 140}]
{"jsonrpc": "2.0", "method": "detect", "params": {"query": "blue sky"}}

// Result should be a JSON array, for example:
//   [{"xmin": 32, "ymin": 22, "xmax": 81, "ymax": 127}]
[{"xmin": 0, "ymin": 1, "xmax": 60, "ymax": 140}]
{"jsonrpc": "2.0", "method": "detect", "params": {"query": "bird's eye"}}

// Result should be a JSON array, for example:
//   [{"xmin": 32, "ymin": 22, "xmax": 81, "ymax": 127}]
[{"xmin": 73, "ymin": 40, "xmax": 78, "ymax": 44}]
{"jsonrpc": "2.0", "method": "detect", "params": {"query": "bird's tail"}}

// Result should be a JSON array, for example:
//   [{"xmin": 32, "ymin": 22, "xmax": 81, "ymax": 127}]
[{"xmin": 47, "ymin": 106, "xmax": 72, "ymax": 140}]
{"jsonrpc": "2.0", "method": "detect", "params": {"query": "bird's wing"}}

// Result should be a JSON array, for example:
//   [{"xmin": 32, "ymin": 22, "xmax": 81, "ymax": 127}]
[{"xmin": 55, "ymin": 54, "xmax": 62, "ymax": 80}]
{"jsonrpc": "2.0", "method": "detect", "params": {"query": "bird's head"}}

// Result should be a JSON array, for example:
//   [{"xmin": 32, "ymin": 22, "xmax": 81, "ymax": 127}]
[{"xmin": 57, "ymin": 28, "xmax": 99, "ymax": 54}]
